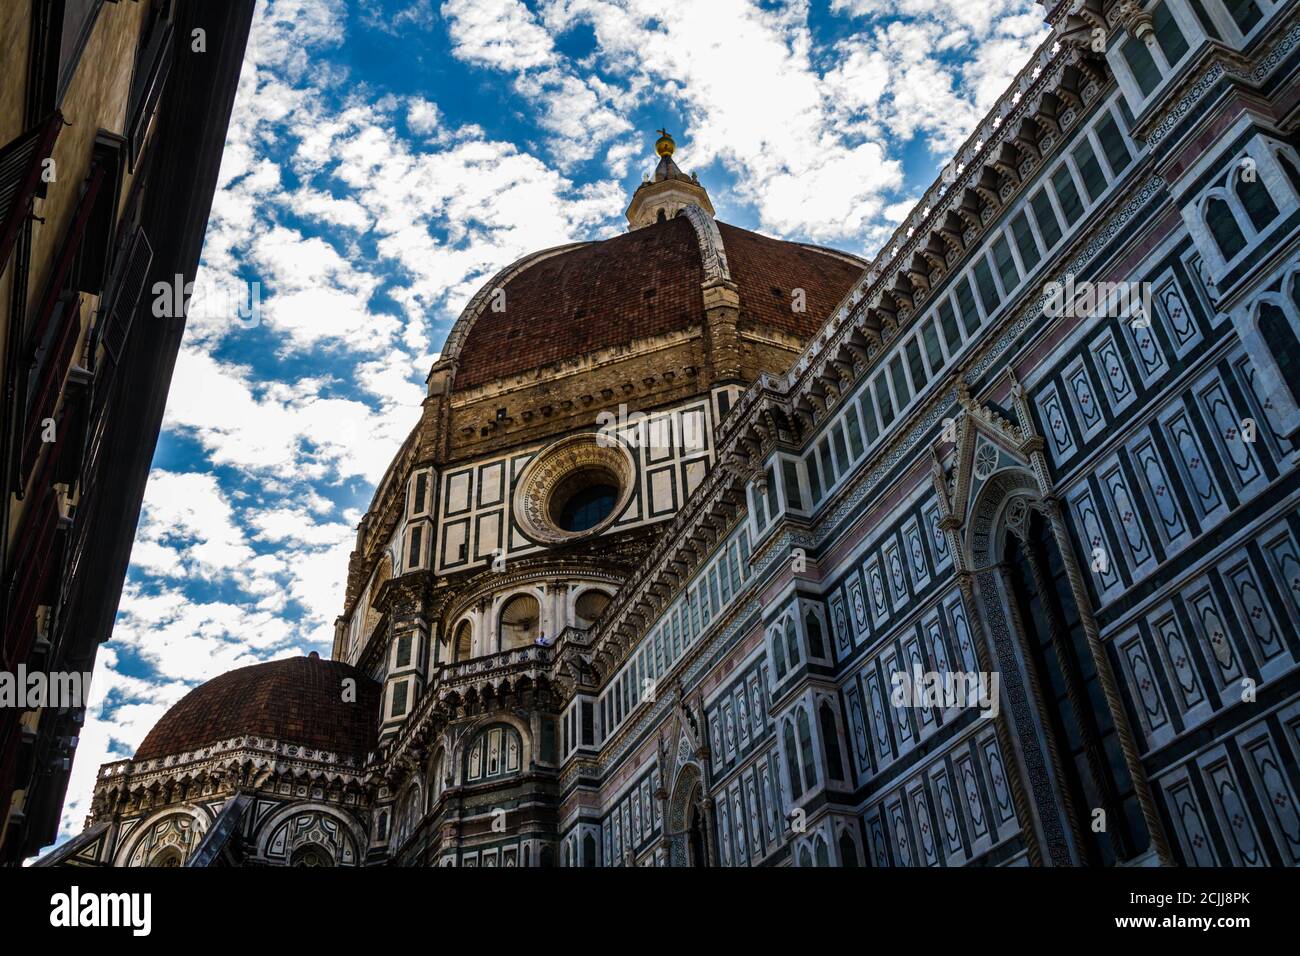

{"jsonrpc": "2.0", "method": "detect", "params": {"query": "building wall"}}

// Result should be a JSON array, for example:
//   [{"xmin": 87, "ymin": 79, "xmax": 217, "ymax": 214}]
[
  {"xmin": 3, "ymin": 0, "xmax": 255, "ymax": 864},
  {"xmin": 552, "ymin": 0, "xmax": 1300, "ymax": 868}
]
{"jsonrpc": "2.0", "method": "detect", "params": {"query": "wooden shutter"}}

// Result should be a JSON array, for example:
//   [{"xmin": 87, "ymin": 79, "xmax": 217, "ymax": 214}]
[
  {"xmin": 125, "ymin": 21, "xmax": 175, "ymax": 171},
  {"xmin": 0, "ymin": 112, "xmax": 63, "ymax": 276},
  {"xmin": 98, "ymin": 225, "xmax": 153, "ymax": 363},
  {"xmin": 19, "ymin": 165, "xmax": 105, "ymax": 477}
]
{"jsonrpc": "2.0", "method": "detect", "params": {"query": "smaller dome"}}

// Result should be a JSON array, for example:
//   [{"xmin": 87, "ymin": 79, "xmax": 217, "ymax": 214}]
[{"xmin": 134, "ymin": 656, "xmax": 380, "ymax": 762}]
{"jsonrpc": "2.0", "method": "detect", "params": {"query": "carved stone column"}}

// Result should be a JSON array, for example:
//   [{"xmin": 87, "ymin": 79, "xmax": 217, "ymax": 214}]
[
  {"xmin": 700, "ymin": 795, "xmax": 717, "ymax": 867},
  {"xmin": 1041, "ymin": 497, "xmax": 1175, "ymax": 865},
  {"xmin": 969, "ymin": 565, "xmax": 1082, "ymax": 865}
]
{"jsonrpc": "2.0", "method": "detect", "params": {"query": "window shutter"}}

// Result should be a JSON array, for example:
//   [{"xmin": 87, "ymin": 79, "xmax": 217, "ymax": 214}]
[
  {"xmin": 19, "ymin": 165, "xmax": 105, "ymax": 477},
  {"xmin": 125, "ymin": 21, "xmax": 175, "ymax": 171},
  {"xmin": 99, "ymin": 226, "xmax": 153, "ymax": 363},
  {"xmin": 22, "ymin": 292, "xmax": 84, "ymax": 473},
  {"xmin": 4, "ymin": 467, "xmax": 62, "ymax": 666},
  {"xmin": 0, "ymin": 112, "xmax": 64, "ymax": 276}
]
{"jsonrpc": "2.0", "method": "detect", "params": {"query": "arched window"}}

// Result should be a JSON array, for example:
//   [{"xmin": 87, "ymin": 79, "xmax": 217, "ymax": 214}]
[
  {"xmin": 1235, "ymin": 174, "xmax": 1279, "ymax": 232},
  {"xmin": 499, "ymin": 593, "xmax": 540, "ymax": 650},
  {"xmin": 819, "ymin": 701, "xmax": 845, "ymax": 781},
  {"xmin": 656, "ymin": 208, "xmax": 667, "ymax": 223},
  {"xmin": 395, "ymin": 784, "xmax": 421, "ymax": 846},
  {"xmin": 563, "ymin": 843, "xmax": 571, "ymax": 867},
  {"xmin": 149, "ymin": 847, "xmax": 183, "ymax": 867},
  {"xmin": 814, "ymin": 836, "xmax": 830, "ymax": 867},
  {"xmin": 805, "ymin": 610, "xmax": 825, "ymax": 659},
  {"xmin": 1259, "ymin": 302, "xmax": 1300, "ymax": 404},
  {"xmin": 1276, "ymin": 150, "xmax": 1300, "ymax": 197},
  {"xmin": 771, "ymin": 627, "xmax": 788, "ymax": 679},
  {"xmin": 1205, "ymin": 196, "xmax": 1247, "ymax": 260},
  {"xmin": 796, "ymin": 708, "xmax": 817, "ymax": 790},
  {"xmin": 574, "ymin": 589, "xmax": 611, "ymax": 629},
  {"xmin": 453, "ymin": 620, "xmax": 472, "ymax": 662},
  {"xmin": 783, "ymin": 720, "xmax": 803, "ymax": 799},
  {"xmin": 784, "ymin": 617, "xmax": 800, "ymax": 667},
  {"xmin": 464, "ymin": 723, "xmax": 524, "ymax": 783},
  {"xmin": 798, "ymin": 845, "xmax": 813, "ymax": 867},
  {"xmin": 428, "ymin": 750, "xmax": 445, "ymax": 803},
  {"xmin": 839, "ymin": 830, "xmax": 860, "ymax": 867},
  {"xmin": 582, "ymin": 832, "xmax": 597, "ymax": 867},
  {"xmin": 1290, "ymin": 275, "xmax": 1300, "ymax": 315}
]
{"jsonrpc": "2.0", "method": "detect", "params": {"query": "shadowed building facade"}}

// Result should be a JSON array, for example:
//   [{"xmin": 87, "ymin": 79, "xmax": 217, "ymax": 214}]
[
  {"xmin": 49, "ymin": 0, "xmax": 1300, "ymax": 867},
  {"xmin": 0, "ymin": 0, "xmax": 254, "ymax": 865}
]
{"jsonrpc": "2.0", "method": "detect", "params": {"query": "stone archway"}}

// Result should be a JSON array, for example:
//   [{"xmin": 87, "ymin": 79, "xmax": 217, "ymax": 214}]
[
  {"xmin": 666, "ymin": 761, "xmax": 711, "ymax": 867},
  {"xmin": 963, "ymin": 466, "xmax": 1084, "ymax": 866}
]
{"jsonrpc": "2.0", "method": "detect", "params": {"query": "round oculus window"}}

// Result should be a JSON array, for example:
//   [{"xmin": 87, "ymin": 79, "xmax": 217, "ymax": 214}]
[{"xmin": 513, "ymin": 435, "xmax": 634, "ymax": 545}]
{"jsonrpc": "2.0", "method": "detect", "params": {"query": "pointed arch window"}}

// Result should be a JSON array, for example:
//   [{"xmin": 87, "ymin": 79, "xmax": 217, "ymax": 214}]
[
  {"xmin": 814, "ymin": 835, "xmax": 830, "ymax": 867},
  {"xmin": 819, "ymin": 701, "xmax": 845, "ymax": 781},
  {"xmin": 805, "ymin": 610, "xmax": 826, "ymax": 659},
  {"xmin": 771, "ymin": 627, "xmax": 788, "ymax": 679},
  {"xmin": 1205, "ymin": 197, "xmax": 1247, "ymax": 260},
  {"xmin": 783, "ymin": 720, "xmax": 803, "ymax": 799},
  {"xmin": 1235, "ymin": 174, "xmax": 1279, "ymax": 232},
  {"xmin": 1259, "ymin": 302, "xmax": 1300, "ymax": 404},
  {"xmin": 796, "ymin": 707, "xmax": 817, "ymax": 790},
  {"xmin": 784, "ymin": 617, "xmax": 800, "ymax": 667},
  {"xmin": 839, "ymin": 830, "xmax": 859, "ymax": 867},
  {"xmin": 1276, "ymin": 149, "xmax": 1300, "ymax": 198}
]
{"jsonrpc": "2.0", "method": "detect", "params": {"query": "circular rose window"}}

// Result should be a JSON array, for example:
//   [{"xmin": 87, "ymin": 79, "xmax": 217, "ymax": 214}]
[{"xmin": 513, "ymin": 434, "xmax": 635, "ymax": 545}]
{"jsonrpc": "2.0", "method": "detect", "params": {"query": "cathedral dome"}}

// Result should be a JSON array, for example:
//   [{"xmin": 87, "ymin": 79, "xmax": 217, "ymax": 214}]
[
  {"xmin": 447, "ymin": 215, "xmax": 866, "ymax": 392},
  {"xmin": 133, "ymin": 655, "xmax": 380, "ymax": 762}
]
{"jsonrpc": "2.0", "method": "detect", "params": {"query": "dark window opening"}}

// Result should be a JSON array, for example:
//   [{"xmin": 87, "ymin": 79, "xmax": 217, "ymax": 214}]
[
  {"xmin": 1235, "ymin": 173, "xmax": 1279, "ymax": 232},
  {"xmin": 1004, "ymin": 512, "xmax": 1148, "ymax": 864},
  {"xmin": 1072, "ymin": 140, "xmax": 1108, "ymax": 203},
  {"xmin": 1259, "ymin": 303, "xmax": 1300, "ymax": 405},
  {"xmin": 1206, "ymin": 197, "xmax": 1247, "ymax": 260},
  {"xmin": 992, "ymin": 234, "xmax": 1020, "ymax": 293},
  {"xmin": 806, "ymin": 611, "xmax": 825, "ymax": 659},
  {"xmin": 1095, "ymin": 114, "xmax": 1132, "ymax": 177},
  {"xmin": 1052, "ymin": 166, "xmax": 1085, "ymax": 225},
  {"xmin": 1223, "ymin": 0, "xmax": 1264, "ymax": 32},
  {"xmin": 553, "ymin": 470, "xmax": 619, "ymax": 532},
  {"xmin": 819, "ymin": 702, "xmax": 844, "ymax": 781},
  {"xmin": 1010, "ymin": 212, "xmax": 1041, "ymax": 274},
  {"xmin": 973, "ymin": 256, "xmax": 1001, "ymax": 316},
  {"xmin": 1030, "ymin": 188, "xmax": 1064, "ymax": 249},
  {"xmin": 1276, "ymin": 151, "xmax": 1300, "ymax": 197}
]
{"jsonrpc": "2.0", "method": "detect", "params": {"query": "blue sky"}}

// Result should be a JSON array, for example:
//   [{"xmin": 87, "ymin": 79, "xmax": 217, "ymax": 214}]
[{"xmin": 57, "ymin": 0, "xmax": 1047, "ymax": 842}]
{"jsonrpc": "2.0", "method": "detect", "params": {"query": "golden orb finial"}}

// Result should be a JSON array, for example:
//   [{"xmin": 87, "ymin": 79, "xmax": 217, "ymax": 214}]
[{"xmin": 655, "ymin": 128, "xmax": 675, "ymax": 157}]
